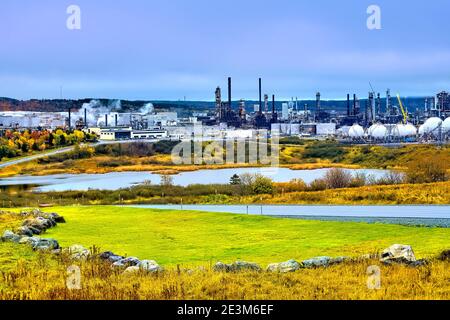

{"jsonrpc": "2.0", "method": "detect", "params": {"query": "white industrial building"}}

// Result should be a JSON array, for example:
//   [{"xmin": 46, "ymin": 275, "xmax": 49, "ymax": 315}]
[{"xmin": 0, "ymin": 111, "xmax": 66, "ymax": 129}]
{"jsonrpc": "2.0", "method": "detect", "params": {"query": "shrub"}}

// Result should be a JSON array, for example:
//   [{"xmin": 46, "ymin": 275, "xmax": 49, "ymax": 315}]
[
  {"xmin": 302, "ymin": 141, "xmax": 347, "ymax": 160},
  {"xmin": 308, "ymin": 179, "xmax": 327, "ymax": 191},
  {"xmin": 276, "ymin": 179, "xmax": 307, "ymax": 193},
  {"xmin": 97, "ymin": 159, "xmax": 133, "ymax": 168},
  {"xmin": 406, "ymin": 156, "xmax": 449, "ymax": 183},
  {"xmin": 323, "ymin": 168, "xmax": 352, "ymax": 189},
  {"xmin": 160, "ymin": 175, "xmax": 174, "ymax": 186},
  {"xmin": 377, "ymin": 171, "xmax": 405, "ymax": 185},
  {"xmin": 252, "ymin": 175, "xmax": 274, "ymax": 195}
]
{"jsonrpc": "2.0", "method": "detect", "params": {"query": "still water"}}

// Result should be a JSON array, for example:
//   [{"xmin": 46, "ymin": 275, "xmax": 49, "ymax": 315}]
[
  {"xmin": 0, "ymin": 167, "xmax": 389, "ymax": 192},
  {"xmin": 131, "ymin": 205, "xmax": 450, "ymax": 227}
]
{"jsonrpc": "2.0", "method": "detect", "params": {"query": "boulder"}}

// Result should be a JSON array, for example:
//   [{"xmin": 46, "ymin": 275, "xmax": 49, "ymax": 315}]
[
  {"xmin": 213, "ymin": 262, "xmax": 230, "ymax": 272},
  {"xmin": 32, "ymin": 238, "xmax": 59, "ymax": 251},
  {"xmin": 213, "ymin": 261, "xmax": 261, "ymax": 272},
  {"xmin": 22, "ymin": 218, "xmax": 48, "ymax": 232},
  {"xmin": 329, "ymin": 256, "xmax": 349, "ymax": 265},
  {"xmin": 16, "ymin": 226, "xmax": 34, "ymax": 237},
  {"xmin": 18, "ymin": 236, "xmax": 40, "ymax": 246},
  {"xmin": 139, "ymin": 260, "xmax": 162, "ymax": 273},
  {"xmin": 99, "ymin": 251, "xmax": 125, "ymax": 263},
  {"xmin": 302, "ymin": 256, "xmax": 332, "ymax": 268},
  {"xmin": 123, "ymin": 266, "xmax": 141, "ymax": 275},
  {"xmin": 48, "ymin": 213, "xmax": 66, "ymax": 223},
  {"xmin": 381, "ymin": 244, "xmax": 416, "ymax": 265},
  {"xmin": 1, "ymin": 230, "xmax": 21, "ymax": 243},
  {"xmin": 438, "ymin": 250, "xmax": 450, "ymax": 261},
  {"xmin": 232, "ymin": 261, "xmax": 261, "ymax": 272},
  {"xmin": 408, "ymin": 259, "xmax": 428, "ymax": 268},
  {"xmin": 267, "ymin": 259, "xmax": 302, "ymax": 273},
  {"xmin": 112, "ymin": 257, "xmax": 141, "ymax": 268},
  {"xmin": 66, "ymin": 245, "xmax": 91, "ymax": 260}
]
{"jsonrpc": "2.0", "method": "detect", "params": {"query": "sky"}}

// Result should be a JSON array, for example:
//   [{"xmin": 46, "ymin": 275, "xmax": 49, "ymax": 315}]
[{"xmin": 1, "ymin": 0, "xmax": 450, "ymax": 101}]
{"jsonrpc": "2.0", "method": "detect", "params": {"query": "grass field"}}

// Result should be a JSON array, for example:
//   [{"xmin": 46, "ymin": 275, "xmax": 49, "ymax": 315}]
[
  {"xmin": 36, "ymin": 206, "xmax": 450, "ymax": 267},
  {"xmin": 1, "ymin": 206, "xmax": 449, "ymax": 300}
]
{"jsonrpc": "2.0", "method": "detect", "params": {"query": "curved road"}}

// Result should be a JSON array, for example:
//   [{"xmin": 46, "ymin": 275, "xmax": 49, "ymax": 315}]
[
  {"xmin": 0, "ymin": 146, "xmax": 80, "ymax": 170},
  {"xmin": 0, "ymin": 137, "xmax": 275, "ymax": 170}
]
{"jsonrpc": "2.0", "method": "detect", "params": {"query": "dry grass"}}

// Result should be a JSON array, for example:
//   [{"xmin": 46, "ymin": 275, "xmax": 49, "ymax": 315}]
[
  {"xmin": 0, "ymin": 254, "xmax": 448, "ymax": 300},
  {"xmin": 1, "ymin": 208, "xmax": 449, "ymax": 300},
  {"xmin": 245, "ymin": 181, "xmax": 450, "ymax": 205}
]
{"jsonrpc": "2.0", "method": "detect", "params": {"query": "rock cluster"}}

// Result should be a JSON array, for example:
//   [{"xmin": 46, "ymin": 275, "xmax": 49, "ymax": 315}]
[
  {"xmin": 213, "ymin": 261, "xmax": 262, "ymax": 272},
  {"xmin": 214, "ymin": 244, "xmax": 431, "ymax": 274},
  {"xmin": 1, "ymin": 209, "xmax": 64, "ymax": 251},
  {"xmin": 98, "ymin": 251, "xmax": 162, "ymax": 274}
]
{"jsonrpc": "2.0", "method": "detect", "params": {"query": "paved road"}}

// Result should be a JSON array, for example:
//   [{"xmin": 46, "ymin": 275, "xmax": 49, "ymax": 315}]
[
  {"xmin": 0, "ymin": 137, "xmax": 273, "ymax": 170},
  {"xmin": 0, "ymin": 146, "xmax": 79, "ymax": 169}
]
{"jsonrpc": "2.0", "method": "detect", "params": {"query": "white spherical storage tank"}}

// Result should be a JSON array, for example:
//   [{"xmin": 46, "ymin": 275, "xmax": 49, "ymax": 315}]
[
  {"xmin": 391, "ymin": 124, "xmax": 407, "ymax": 137},
  {"xmin": 404, "ymin": 123, "xmax": 417, "ymax": 136},
  {"xmin": 421, "ymin": 117, "xmax": 443, "ymax": 135},
  {"xmin": 443, "ymin": 117, "xmax": 450, "ymax": 133},
  {"xmin": 368, "ymin": 123, "xmax": 387, "ymax": 139},
  {"xmin": 418, "ymin": 125, "xmax": 425, "ymax": 135},
  {"xmin": 348, "ymin": 124, "xmax": 365, "ymax": 138}
]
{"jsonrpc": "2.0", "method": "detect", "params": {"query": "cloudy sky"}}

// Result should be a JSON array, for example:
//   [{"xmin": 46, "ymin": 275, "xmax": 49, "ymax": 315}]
[{"xmin": 1, "ymin": 0, "xmax": 450, "ymax": 100}]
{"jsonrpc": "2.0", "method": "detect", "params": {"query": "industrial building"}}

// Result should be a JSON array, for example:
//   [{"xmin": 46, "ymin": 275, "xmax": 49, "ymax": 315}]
[{"xmin": 2, "ymin": 77, "xmax": 450, "ymax": 145}]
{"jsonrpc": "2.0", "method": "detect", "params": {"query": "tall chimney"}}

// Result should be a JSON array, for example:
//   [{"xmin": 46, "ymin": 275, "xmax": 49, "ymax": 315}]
[
  {"xmin": 272, "ymin": 94, "xmax": 275, "ymax": 115},
  {"xmin": 84, "ymin": 108, "xmax": 87, "ymax": 127},
  {"xmin": 258, "ymin": 78, "xmax": 262, "ymax": 114},
  {"xmin": 353, "ymin": 94, "xmax": 357, "ymax": 116},
  {"xmin": 347, "ymin": 94, "xmax": 350, "ymax": 116},
  {"xmin": 68, "ymin": 108, "xmax": 71, "ymax": 129},
  {"xmin": 115, "ymin": 114, "xmax": 118, "ymax": 127},
  {"xmin": 105, "ymin": 114, "xmax": 108, "ymax": 127},
  {"xmin": 316, "ymin": 92, "xmax": 321, "ymax": 114},
  {"xmin": 228, "ymin": 77, "xmax": 232, "ymax": 111}
]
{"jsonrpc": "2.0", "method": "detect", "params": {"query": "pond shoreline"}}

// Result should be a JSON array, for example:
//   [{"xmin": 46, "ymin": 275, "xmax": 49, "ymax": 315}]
[{"xmin": 0, "ymin": 167, "xmax": 391, "ymax": 192}]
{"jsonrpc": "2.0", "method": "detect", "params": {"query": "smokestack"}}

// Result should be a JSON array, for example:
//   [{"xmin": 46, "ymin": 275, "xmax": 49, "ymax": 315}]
[
  {"xmin": 84, "ymin": 108, "xmax": 87, "ymax": 127},
  {"xmin": 68, "ymin": 108, "xmax": 71, "ymax": 129},
  {"xmin": 258, "ymin": 78, "xmax": 262, "ymax": 114},
  {"xmin": 228, "ymin": 77, "xmax": 232, "ymax": 111},
  {"xmin": 347, "ymin": 94, "xmax": 350, "ymax": 116},
  {"xmin": 105, "ymin": 114, "xmax": 108, "ymax": 127},
  {"xmin": 115, "ymin": 114, "xmax": 118, "ymax": 127},
  {"xmin": 353, "ymin": 94, "xmax": 357, "ymax": 116},
  {"xmin": 316, "ymin": 92, "xmax": 321, "ymax": 113},
  {"xmin": 272, "ymin": 95, "xmax": 275, "ymax": 115}
]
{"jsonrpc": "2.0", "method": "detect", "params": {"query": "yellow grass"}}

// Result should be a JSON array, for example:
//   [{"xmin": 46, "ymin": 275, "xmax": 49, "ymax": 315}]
[{"xmin": 0, "ymin": 255, "xmax": 448, "ymax": 300}]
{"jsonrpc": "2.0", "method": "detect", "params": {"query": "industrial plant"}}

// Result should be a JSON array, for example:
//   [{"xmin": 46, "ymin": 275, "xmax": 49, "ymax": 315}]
[{"xmin": 1, "ymin": 77, "xmax": 450, "ymax": 144}]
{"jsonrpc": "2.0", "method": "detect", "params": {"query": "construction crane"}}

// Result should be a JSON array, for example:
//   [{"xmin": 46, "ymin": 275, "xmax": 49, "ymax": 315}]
[{"xmin": 396, "ymin": 94, "xmax": 409, "ymax": 124}]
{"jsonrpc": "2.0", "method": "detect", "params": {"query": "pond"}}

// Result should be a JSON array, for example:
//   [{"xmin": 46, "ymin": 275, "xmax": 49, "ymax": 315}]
[{"xmin": 0, "ymin": 167, "xmax": 390, "ymax": 192}]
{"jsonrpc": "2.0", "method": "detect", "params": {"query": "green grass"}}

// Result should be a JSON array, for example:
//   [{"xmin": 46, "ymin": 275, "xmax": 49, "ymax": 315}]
[{"xmin": 33, "ymin": 206, "xmax": 450, "ymax": 267}]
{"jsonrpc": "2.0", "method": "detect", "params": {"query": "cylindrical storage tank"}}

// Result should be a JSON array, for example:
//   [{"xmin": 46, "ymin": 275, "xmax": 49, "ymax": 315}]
[
  {"xmin": 348, "ymin": 124, "xmax": 365, "ymax": 138},
  {"xmin": 422, "ymin": 117, "xmax": 443, "ymax": 134},
  {"xmin": 443, "ymin": 117, "xmax": 450, "ymax": 133},
  {"xmin": 368, "ymin": 123, "xmax": 387, "ymax": 139}
]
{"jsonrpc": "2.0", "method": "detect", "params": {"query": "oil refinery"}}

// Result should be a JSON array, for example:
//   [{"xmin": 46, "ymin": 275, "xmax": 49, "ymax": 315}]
[{"xmin": 1, "ymin": 77, "xmax": 450, "ymax": 144}]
